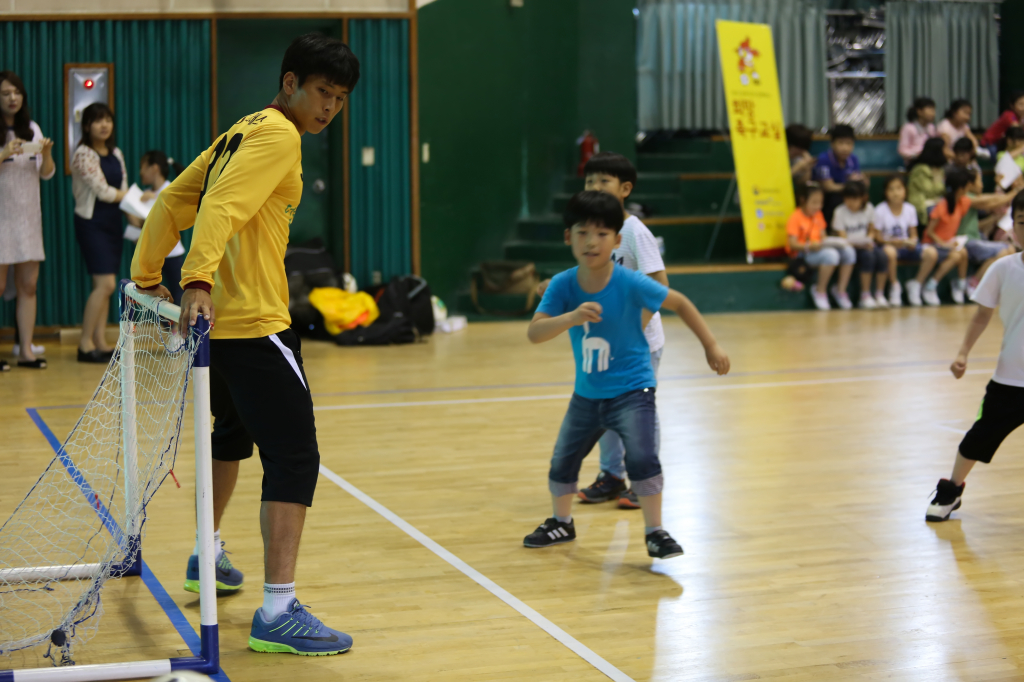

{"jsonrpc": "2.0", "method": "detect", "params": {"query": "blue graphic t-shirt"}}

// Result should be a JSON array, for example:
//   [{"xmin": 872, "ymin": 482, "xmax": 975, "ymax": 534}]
[{"xmin": 537, "ymin": 265, "xmax": 669, "ymax": 400}]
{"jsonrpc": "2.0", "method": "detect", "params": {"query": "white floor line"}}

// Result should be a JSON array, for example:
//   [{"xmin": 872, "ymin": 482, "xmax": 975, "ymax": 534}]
[
  {"xmin": 315, "ymin": 369, "xmax": 990, "ymax": 411},
  {"xmin": 317, "ymin": 464, "xmax": 636, "ymax": 682}
]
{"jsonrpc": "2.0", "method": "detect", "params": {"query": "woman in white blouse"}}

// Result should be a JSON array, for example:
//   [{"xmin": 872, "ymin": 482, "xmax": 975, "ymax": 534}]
[
  {"xmin": 0, "ymin": 71, "xmax": 55, "ymax": 371},
  {"xmin": 71, "ymin": 102, "xmax": 128, "ymax": 364}
]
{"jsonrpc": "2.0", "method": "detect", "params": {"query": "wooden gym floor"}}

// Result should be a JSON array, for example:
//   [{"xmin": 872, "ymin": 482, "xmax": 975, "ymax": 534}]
[{"xmin": 4, "ymin": 306, "xmax": 1024, "ymax": 681}]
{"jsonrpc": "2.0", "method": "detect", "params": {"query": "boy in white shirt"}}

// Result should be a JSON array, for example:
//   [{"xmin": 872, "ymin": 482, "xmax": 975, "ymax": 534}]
[
  {"xmin": 538, "ymin": 152, "xmax": 667, "ymax": 509},
  {"xmin": 926, "ymin": 192, "xmax": 1024, "ymax": 521}
]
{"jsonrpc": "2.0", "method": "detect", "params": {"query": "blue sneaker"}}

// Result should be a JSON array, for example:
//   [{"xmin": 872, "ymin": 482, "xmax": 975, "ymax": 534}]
[
  {"xmin": 248, "ymin": 599, "xmax": 353, "ymax": 656},
  {"xmin": 183, "ymin": 543, "xmax": 244, "ymax": 594}
]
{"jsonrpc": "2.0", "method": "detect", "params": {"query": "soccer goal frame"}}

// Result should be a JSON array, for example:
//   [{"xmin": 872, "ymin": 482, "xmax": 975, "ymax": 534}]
[{"xmin": 0, "ymin": 281, "xmax": 220, "ymax": 681}]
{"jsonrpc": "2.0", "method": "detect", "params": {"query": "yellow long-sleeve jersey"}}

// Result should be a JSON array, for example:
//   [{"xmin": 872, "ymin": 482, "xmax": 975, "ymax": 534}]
[{"xmin": 131, "ymin": 107, "xmax": 302, "ymax": 339}]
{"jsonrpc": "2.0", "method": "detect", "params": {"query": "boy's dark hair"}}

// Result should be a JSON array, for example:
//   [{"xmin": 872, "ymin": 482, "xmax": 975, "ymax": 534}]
[
  {"xmin": 785, "ymin": 124, "xmax": 813, "ymax": 152},
  {"xmin": 563, "ymin": 190, "xmax": 625, "ymax": 232},
  {"xmin": 794, "ymin": 182, "xmax": 824, "ymax": 205},
  {"xmin": 141, "ymin": 150, "xmax": 185, "ymax": 180},
  {"xmin": 582, "ymin": 152, "xmax": 638, "ymax": 187},
  {"xmin": 829, "ymin": 124, "xmax": 855, "ymax": 142},
  {"xmin": 280, "ymin": 32, "xmax": 360, "ymax": 91},
  {"xmin": 944, "ymin": 168, "xmax": 971, "ymax": 213},
  {"xmin": 1006, "ymin": 126, "xmax": 1024, "ymax": 143},
  {"xmin": 79, "ymin": 102, "xmax": 116, "ymax": 151},
  {"xmin": 841, "ymin": 179, "xmax": 868, "ymax": 199},
  {"xmin": 906, "ymin": 96, "xmax": 936, "ymax": 123},
  {"xmin": 944, "ymin": 98, "xmax": 972, "ymax": 120},
  {"xmin": 1012, "ymin": 189, "xmax": 1024, "ymax": 218},
  {"xmin": 952, "ymin": 136, "xmax": 975, "ymax": 156},
  {"xmin": 0, "ymin": 71, "xmax": 32, "ymax": 142}
]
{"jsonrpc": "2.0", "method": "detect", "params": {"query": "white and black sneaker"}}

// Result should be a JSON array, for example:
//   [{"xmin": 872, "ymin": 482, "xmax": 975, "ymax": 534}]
[
  {"xmin": 523, "ymin": 518, "xmax": 576, "ymax": 548},
  {"xmin": 926, "ymin": 479, "xmax": 965, "ymax": 522},
  {"xmin": 646, "ymin": 530, "xmax": 684, "ymax": 559}
]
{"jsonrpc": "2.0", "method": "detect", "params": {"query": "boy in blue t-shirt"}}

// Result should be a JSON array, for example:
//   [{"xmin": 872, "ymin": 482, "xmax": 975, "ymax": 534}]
[
  {"xmin": 813, "ymin": 124, "xmax": 865, "ymax": 226},
  {"xmin": 523, "ymin": 191, "xmax": 730, "ymax": 559}
]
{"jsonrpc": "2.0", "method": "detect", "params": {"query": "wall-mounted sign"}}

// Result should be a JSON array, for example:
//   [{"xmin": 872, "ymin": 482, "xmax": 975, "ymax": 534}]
[{"xmin": 64, "ymin": 63, "xmax": 114, "ymax": 175}]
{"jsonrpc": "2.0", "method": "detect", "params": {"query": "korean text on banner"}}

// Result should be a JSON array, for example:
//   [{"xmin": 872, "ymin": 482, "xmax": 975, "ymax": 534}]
[{"xmin": 715, "ymin": 20, "xmax": 794, "ymax": 258}]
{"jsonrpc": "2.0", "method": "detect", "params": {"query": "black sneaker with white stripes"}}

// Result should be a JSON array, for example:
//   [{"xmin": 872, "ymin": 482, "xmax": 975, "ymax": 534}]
[
  {"xmin": 646, "ymin": 530, "xmax": 684, "ymax": 559},
  {"xmin": 926, "ymin": 479, "xmax": 965, "ymax": 522},
  {"xmin": 523, "ymin": 517, "xmax": 576, "ymax": 548}
]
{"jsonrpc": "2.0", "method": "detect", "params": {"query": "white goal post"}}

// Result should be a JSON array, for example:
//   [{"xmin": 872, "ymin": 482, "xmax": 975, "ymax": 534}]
[{"xmin": 0, "ymin": 281, "xmax": 219, "ymax": 681}]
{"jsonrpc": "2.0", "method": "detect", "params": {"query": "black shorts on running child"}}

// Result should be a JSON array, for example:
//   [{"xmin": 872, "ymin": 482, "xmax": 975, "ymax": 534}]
[
  {"xmin": 209, "ymin": 328, "xmax": 321, "ymax": 507},
  {"xmin": 958, "ymin": 380, "xmax": 1024, "ymax": 464}
]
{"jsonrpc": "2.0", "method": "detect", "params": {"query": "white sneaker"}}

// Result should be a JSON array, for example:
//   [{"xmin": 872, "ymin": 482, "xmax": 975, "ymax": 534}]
[
  {"xmin": 12, "ymin": 343, "xmax": 45, "ymax": 356},
  {"xmin": 874, "ymin": 291, "xmax": 890, "ymax": 308},
  {"xmin": 859, "ymin": 292, "xmax": 877, "ymax": 309},
  {"xmin": 905, "ymin": 280, "xmax": 923, "ymax": 306},
  {"xmin": 923, "ymin": 280, "xmax": 941, "ymax": 306},
  {"xmin": 811, "ymin": 290, "xmax": 831, "ymax": 310},
  {"xmin": 951, "ymin": 278, "xmax": 967, "ymax": 305},
  {"xmin": 830, "ymin": 285, "xmax": 853, "ymax": 310},
  {"xmin": 889, "ymin": 281, "xmax": 903, "ymax": 307}
]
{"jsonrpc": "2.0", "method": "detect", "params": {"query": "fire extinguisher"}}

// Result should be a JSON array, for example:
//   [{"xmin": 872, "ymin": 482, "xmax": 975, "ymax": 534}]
[{"xmin": 577, "ymin": 130, "xmax": 599, "ymax": 177}]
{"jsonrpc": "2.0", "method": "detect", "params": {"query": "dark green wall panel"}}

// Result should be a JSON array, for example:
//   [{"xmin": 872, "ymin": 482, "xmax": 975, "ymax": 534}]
[
  {"xmin": 348, "ymin": 19, "xmax": 411, "ymax": 288},
  {"xmin": 0, "ymin": 20, "xmax": 211, "ymax": 327}
]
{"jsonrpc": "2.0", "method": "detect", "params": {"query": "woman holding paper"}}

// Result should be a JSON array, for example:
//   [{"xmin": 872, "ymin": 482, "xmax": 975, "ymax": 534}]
[
  {"xmin": 123, "ymin": 150, "xmax": 186, "ymax": 303},
  {"xmin": 0, "ymin": 71, "xmax": 55, "ymax": 371},
  {"xmin": 71, "ymin": 102, "xmax": 128, "ymax": 363}
]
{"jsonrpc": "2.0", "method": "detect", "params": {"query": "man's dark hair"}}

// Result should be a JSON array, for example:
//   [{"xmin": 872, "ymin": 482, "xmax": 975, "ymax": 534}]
[
  {"xmin": 1007, "ymin": 126, "xmax": 1024, "ymax": 143},
  {"xmin": 829, "ymin": 124, "xmax": 856, "ymax": 142},
  {"xmin": 79, "ymin": 102, "xmax": 116, "ymax": 151},
  {"xmin": 280, "ymin": 33, "xmax": 360, "ymax": 91},
  {"xmin": 563, "ymin": 190, "xmax": 625, "ymax": 233},
  {"xmin": 952, "ymin": 136, "xmax": 975, "ymax": 156},
  {"xmin": 794, "ymin": 182, "xmax": 824, "ymax": 205},
  {"xmin": 583, "ymin": 152, "xmax": 638, "ymax": 187},
  {"xmin": 842, "ymin": 179, "xmax": 868, "ymax": 199},
  {"xmin": 0, "ymin": 71, "xmax": 32, "ymax": 142},
  {"xmin": 786, "ymin": 124, "xmax": 813, "ymax": 152}
]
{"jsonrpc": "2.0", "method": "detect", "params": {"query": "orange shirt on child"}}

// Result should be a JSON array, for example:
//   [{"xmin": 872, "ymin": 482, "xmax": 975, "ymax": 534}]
[
  {"xmin": 925, "ymin": 196, "xmax": 972, "ymax": 244},
  {"xmin": 786, "ymin": 209, "xmax": 827, "ymax": 256}
]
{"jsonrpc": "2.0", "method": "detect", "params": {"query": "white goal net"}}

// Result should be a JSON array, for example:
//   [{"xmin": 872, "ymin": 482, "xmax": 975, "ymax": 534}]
[{"xmin": 0, "ymin": 289, "xmax": 205, "ymax": 668}]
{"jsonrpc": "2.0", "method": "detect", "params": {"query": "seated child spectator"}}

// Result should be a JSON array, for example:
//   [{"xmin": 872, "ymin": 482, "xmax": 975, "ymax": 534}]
[
  {"xmin": 981, "ymin": 90, "xmax": 1024, "ymax": 149},
  {"xmin": 874, "ymin": 174, "xmax": 940, "ymax": 307},
  {"xmin": 524, "ymin": 190, "xmax": 730, "ymax": 559},
  {"xmin": 899, "ymin": 97, "xmax": 938, "ymax": 164},
  {"xmin": 907, "ymin": 137, "xmax": 949, "ymax": 225},
  {"xmin": 787, "ymin": 183, "xmax": 855, "ymax": 311},
  {"xmin": 123, "ymin": 150, "xmax": 186, "ymax": 303},
  {"xmin": 995, "ymin": 127, "xmax": 1024, "ymax": 185},
  {"xmin": 939, "ymin": 99, "xmax": 987, "ymax": 160},
  {"xmin": 959, "ymin": 168, "xmax": 1017, "ymax": 297},
  {"xmin": 831, "ymin": 180, "xmax": 888, "ymax": 309},
  {"xmin": 787, "ymin": 124, "xmax": 816, "ymax": 184},
  {"xmin": 813, "ymin": 125, "xmax": 864, "ymax": 226},
  {"xmin": 925, "ymin": 192, "xmax": 1024, "ymax": 523},
  {"xmin": 947, "ymin": 137, "xmax": 981, "ymax": 176}
]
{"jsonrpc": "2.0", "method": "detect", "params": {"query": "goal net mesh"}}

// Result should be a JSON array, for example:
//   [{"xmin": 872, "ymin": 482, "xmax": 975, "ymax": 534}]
[{"xmin": 0, "ymin": 296, "xmax": 203, "ymax": 667}]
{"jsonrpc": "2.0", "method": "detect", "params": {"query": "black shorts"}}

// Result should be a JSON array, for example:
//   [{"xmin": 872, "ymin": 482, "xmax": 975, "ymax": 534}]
[
  {"xmin": 959, "ymin": 380, "xmax": 1024, "ymax": 464},
  {"xmin": 209, "ymin": 329, "xmax": 320, "ymax": 506}
]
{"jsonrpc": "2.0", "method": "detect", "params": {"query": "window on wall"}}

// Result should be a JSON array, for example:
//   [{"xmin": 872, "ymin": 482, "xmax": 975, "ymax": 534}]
[{"xmin": 826, "ymin": 8, "xmax": 886, "ymax": 135}]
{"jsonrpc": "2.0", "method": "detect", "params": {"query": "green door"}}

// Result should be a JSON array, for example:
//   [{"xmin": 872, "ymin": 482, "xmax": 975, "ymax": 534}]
[{"xmin": 216, "ymin": 18, "xmax": 345, "ymax": 260}]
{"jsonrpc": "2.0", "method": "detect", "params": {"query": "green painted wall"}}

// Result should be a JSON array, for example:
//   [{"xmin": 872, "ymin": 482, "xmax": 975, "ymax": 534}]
[{"xmin": 418, "ymin": 0, "xmax": 637, "ymax": 305}]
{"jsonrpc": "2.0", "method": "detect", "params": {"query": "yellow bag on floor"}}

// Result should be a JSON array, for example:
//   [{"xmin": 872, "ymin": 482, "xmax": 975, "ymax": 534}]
[{"xmin": 308, "ymin": 288, "xmax": 380, "ymax": 336}]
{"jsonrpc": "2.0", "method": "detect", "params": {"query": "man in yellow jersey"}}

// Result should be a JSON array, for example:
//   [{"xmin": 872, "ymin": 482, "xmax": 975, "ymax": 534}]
[{"xmin": 131, "ymin": 33, "xmax": 359, "ymax": 656}]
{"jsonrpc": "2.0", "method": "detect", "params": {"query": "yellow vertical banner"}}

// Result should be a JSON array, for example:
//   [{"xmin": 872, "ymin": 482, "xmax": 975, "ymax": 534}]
[{"xmin": 715, "ymin": 20, "xmax": 793, "ymax": 258}]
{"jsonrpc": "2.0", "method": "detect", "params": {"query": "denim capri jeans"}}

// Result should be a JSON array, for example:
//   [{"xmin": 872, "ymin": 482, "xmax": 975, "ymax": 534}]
[
  {"xmin": 855, "ymin": 245, "xmax": 888, "ymax": 273},
  {"xmin": 804, "ymin": 244, "xmax": 856, "ymax": 268}
]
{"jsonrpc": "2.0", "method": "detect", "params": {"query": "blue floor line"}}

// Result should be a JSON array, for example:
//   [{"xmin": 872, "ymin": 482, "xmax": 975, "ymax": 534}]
[{"xmin": 26, "ymin": 408, "xmax": 231, "ymax": 682}]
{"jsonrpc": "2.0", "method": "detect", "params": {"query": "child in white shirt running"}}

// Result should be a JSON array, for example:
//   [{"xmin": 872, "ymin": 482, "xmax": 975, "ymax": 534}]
[{"xmin": 926, "ymin": 192, "xmax": 1024, "ymax": 521}]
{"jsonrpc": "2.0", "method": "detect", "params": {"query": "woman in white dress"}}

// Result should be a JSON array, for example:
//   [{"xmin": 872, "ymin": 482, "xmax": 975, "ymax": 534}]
[{"xmin": 0, "ymin": 71, "xmax": 55, "ymax": 371}]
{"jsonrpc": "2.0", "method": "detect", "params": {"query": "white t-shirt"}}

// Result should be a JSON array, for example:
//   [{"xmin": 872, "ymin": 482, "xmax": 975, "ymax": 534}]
[
  {"xmin": 972, "ymin": 254, "xmax": 1024, "ymax": 387},
  {"xmin": 873, "ymin": 201, "xmax": 918, "ymax": 241},
  {"xmin": 612, "ymin": 214, "xmax": 666, "ymax": 353},
  {"xmin": 831, "ymin": 203, "xmax": 875, "ymax": 244}
]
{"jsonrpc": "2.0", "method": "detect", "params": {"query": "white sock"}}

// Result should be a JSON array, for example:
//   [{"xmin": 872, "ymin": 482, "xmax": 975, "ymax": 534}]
[
  {"xmin": 192, "ymin": 529, "xmax": 222, "ymax": 558},
  {"xmin": 555, "ymin": 515, "xmax": 572, "ymax": 524},
  {"xmin": 645, "ymin": 525, "xmax": 663, "ymax": 535},
  {"xmin": 261, "ymin": 582, "xmax": 296, "ymax": 620}
]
